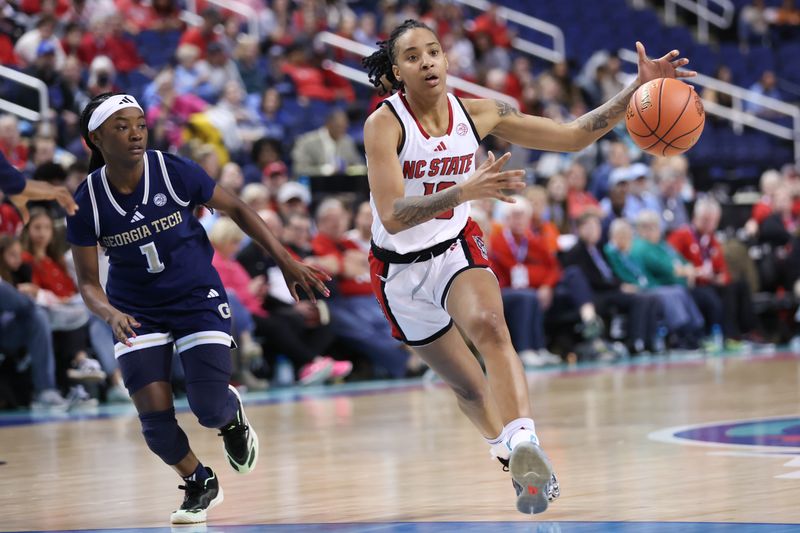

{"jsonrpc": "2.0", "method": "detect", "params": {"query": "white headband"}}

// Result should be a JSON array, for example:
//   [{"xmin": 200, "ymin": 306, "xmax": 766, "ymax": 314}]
[{"xmin": 87, "ymin": 94, "xmax": 144, "ymax": 132}]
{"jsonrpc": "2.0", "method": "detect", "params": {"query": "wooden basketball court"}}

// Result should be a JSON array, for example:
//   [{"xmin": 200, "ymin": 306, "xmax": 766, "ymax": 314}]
[{"xmin": 1, "ymin": 350, "xmax": 799, "ymax": 532}]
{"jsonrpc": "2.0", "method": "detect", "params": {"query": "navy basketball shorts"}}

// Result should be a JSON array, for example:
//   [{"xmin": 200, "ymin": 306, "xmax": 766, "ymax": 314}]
[
  {"xmin": 369, "ymin": 218, "xmax": 493, "ymax": 346},
  {"xmin": 113, "ymin": 285, "xmax": 234, "ymax": 394}
]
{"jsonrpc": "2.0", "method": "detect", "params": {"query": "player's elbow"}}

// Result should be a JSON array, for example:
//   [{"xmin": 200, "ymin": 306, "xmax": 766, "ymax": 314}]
[{"xmin": 381, "ymin": 217, "xmax": 404, "ymax": 235}]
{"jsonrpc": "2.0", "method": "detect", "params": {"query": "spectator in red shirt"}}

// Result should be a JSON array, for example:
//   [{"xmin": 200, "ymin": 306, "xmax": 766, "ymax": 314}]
[
  {"xmin": 280, "ymin": 44, "xmax": 355, "ymax": 103},
  {"xmin": 756, "ymin": 185, "xmax": 800, "ymax": 293},
  {"xmin": 0, "ymin": 115, "xmax": 30, "ymax": 171},
  {"xmin": 668, "ymin": 197, "xmax": 758, "ymax": 340},
  {"xmin": 115, "ymin": 0, "xmax": 158, "ymax": 34},
  {"xmin": 0, "ymin": 190, "xmax": 23, "ymax": 236},
  {"xmin": 311, "ymin": 197, "xmax": 410, "ymax": 378},
  {"xmin": 470, "ymin": 3, "xmax": 512, "ymax": 47},
  {"xmin": 179, "ymin": 7, "xmax": 221, "ymax": 59},
  {"xmin": 78, "ymin": 13, "xmax": 144, "ymax": 74},
  {"xmin": 566, "ymin": 161, "xmax": 601, "ymax": 223},
  {"xmin": 21, "ymin": 208, "xmax": 113, "ymax": 391},
  {"xmin": 745, "ymin": 169, "xmax": 783, "ymax": 237},
  {"xmin": 490, "ymin": 196, "xmax": 601, "ymax": 364}
]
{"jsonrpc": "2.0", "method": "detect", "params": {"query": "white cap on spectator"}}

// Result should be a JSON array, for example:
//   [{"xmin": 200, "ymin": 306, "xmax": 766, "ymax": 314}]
[
  {"xmin": 629, "ymin": 162, "xmax": 650, "ymax": 180},
  {"xmin": 609, "ymin": 166, "xmax": 634, "ymax": 187},
  {"xmin": 277, "ymin": 181, "xmax": 311, "ymax": 205}
]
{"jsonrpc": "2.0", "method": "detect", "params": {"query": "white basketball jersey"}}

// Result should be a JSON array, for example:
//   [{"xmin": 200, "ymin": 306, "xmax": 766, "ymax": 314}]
[{"xmin": 369, "ymin": 92, "xmax": 480, "ymax": 254}]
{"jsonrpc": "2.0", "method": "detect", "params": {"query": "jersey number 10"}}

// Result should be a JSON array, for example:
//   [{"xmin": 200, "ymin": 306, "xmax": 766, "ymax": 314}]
[
  {"xmin": 423, "ymin": 181, "xmax": 457, "ymax": 220},
  {"xmin": 139, "ymin": 242, "xmax": 165, "ymax": 273}
]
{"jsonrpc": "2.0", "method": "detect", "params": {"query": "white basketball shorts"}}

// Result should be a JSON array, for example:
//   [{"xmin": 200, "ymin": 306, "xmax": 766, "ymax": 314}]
[{"xmin": 368, "ymin": 218, "xmax": 493, "ymax": 345}]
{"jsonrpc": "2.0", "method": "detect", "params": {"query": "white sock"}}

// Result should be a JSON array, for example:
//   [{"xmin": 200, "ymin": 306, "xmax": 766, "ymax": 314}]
[
  {"xmin": 504, "ymin": 417, "xmax": 540, "ymax": 451},
  {"xmin": 486, "ymin": 430, "xmax": 509, "ymax": 460}
]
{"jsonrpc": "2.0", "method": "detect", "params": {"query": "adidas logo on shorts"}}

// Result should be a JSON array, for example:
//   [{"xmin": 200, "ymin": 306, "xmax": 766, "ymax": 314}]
[{"xmin": 207, "ymin": 289, "xmax": 220, "ymax": 299}]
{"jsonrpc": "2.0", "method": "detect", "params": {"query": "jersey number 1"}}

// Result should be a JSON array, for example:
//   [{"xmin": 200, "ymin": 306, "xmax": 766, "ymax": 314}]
[
  {"xmin": 423, "ymin": 181, "xmax": 457, "ymax": 220},
  {"xmin": 139, "ymin": 242, "xmax": 165, "ymax": 273}
]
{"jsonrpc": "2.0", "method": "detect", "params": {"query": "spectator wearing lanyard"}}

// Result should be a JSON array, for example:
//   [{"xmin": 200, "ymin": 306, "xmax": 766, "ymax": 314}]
[
  {"xmin": 490, "ymin": 197, "xmax": 603, "ymax": 365},
  {"xmin": 668, "ymin": 197, "xmax": 759, "ymax": 342}
]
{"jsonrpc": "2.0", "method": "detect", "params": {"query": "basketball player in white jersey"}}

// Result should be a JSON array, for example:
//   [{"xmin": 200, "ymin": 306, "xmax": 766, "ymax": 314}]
[{"xmin": 362, "ymin": 19, "xmax": 694, "ymax": 514}]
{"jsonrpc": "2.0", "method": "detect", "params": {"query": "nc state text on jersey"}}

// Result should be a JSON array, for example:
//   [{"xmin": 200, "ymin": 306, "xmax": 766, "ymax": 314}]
[
  {"xmin": 402, "ymin": 154, "xmax": 474, "ymax": 180},
  {"xmin": 101, "ymin": 210, "xmax": 184, "ymax": 248}
]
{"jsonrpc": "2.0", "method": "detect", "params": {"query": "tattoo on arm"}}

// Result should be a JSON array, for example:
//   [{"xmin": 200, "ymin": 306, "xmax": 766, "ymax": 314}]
[
  {"xmin": 575, "ymin": 83, "xmax": 638, "ymax": 132},
  {"xmin": 494, "ymin": 99, "xmax": 523, "ymax": 118},
  {"xmin": 392, "ymin": 186, "xmax": 463, "ymax": 228}
]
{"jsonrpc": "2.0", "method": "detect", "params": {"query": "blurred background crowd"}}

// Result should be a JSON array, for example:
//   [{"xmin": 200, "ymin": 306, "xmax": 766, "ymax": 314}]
[{"xmin": 0, "ymin": 0, "xmax": 798, "ymax": 410}]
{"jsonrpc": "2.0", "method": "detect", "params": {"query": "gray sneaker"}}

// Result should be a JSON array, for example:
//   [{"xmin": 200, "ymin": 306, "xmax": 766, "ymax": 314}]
[
  {"xmin": 509, "ymin": 442, "xmax": 559, "ymax": 514},
  {"xmin": 66, "ymin": 384, "xmax": 99, "ymax": 409},
  {"xmin": 31, "ymin": 389, "xmax": 69, "ymax": 411}
]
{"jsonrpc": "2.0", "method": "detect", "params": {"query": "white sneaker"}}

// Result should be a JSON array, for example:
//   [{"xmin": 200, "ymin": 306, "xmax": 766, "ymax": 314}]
[
  {"xmin": 31, "ymin": 389, "xmax": 69, "ymax": 411},
  {"xmin": 67, "ymin": 358, "xmax": 107, "ymax": 383},
  {"xmin": 519, "ymin": 350, "xmax": 546, "ymax": 368},
  {"xmin": 537, "ymin": 349, "xmax": 562, "ymax": 365}
]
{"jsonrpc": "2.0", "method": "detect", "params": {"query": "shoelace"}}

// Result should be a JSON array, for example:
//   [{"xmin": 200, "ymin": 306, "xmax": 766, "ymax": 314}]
[
  {"xmin": 177, "ymin": 480, "xmax": 202, "ymax": 499},
  {"xmin": 217, "ymin": 423, "xmax": 248, "ymax": 437}
]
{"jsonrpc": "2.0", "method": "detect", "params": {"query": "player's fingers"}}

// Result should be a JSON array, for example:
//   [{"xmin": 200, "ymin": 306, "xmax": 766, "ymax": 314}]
[
  {"xmin": 312, "ymin": 276, "xmax": 331, "ymax": 297},
  {"xmin": 497, "ymin": 193, "xmax": 517, "ymax": 204},
  {"xmin": 480, "ymin": 150, "xmax": 495, "ymax": 168},
  {"xmin": 658, "ymin": 49, "xmax": 680, "ymax": 62},
  {"xmin": 126, "ymin": 315, "xmax": 141, "ymax": 329},
  {"xmin": 299, "ymin": 281, "xmax": 318, "ymax": 304},
  {"xmin": 497, "ymin": 169, "xmax": 525, "ymax": 179},
  {"xmin": 676, "ymin": 69, "xmax": 697, "ymax": 78},
  {"xmin": 671, "ymin": 58, "xmax": 689, "ymax": 68},
  {"xmin": 636, "ymin": 41, "xmax": 647, "ymax": 61},
  {"xmin": 288, "ymin": 283, "xmax": 300, "ymax": 303},
  {"xmin": 490, "ymin": 152, "xmax": 512, "ymax": 170},
  {"xmin": 305, "ymin": 263, "xmax": 333, "ymax": 282}
]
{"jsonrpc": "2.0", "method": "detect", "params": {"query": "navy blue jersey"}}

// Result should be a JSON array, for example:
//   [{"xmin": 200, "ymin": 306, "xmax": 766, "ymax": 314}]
[
  {"xmin": 0, "ymin": 151, "xmax": 26, "ymax": 195},
  {"xmin": 66, "ymin": 150, "xmax": 224, "ymax": 314}
]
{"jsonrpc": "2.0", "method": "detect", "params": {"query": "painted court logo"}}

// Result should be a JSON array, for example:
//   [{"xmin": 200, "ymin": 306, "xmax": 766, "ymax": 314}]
[{"xmin": 650, "ymin": 416, "xmax": 800, "ymax": 451}]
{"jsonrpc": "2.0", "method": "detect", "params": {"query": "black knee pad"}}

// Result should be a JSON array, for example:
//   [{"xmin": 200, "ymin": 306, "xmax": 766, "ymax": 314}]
[{"xmin": 139, "ymin": 408, "xmax": 190, "ymax": 465}]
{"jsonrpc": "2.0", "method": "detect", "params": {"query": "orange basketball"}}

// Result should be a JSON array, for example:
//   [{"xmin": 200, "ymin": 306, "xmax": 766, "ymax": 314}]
[{"xmin": 625, "ymin": 78, "xmax": 705, "ymax": 157}]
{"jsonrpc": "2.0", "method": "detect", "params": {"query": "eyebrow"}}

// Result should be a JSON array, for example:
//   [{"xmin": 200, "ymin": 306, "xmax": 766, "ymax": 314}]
[
  {"xmin": 113, "ymin": 115, "xmax": 145, "ymax": 122},
  {"xmin": 402, "ymin": 42, "xmax": 440, "ymax": 54}
]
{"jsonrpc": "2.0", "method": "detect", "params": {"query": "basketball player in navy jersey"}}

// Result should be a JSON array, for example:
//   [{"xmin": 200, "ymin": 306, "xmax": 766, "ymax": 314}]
[
  {"xmin": 66, "ymin": 93, "xmax": 330, "ymax": 524},
  {"xmin": 362, "ymin": 20, "xmax": 694, "ymax": 514}
]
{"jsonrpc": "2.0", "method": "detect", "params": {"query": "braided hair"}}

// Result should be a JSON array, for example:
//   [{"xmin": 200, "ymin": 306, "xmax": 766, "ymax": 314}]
[
  {"xmin": 79, "ymin": 92, "xmax": 114, "ymax": 172},
  {"xmin": 362, "ymin": 19, "xmax": 434, "ymax": 95}
]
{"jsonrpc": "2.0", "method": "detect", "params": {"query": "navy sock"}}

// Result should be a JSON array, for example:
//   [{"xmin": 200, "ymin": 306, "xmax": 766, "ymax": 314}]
[{"xmin": 183, "ymin": 462, "xmax": 210, "ymax": 483}]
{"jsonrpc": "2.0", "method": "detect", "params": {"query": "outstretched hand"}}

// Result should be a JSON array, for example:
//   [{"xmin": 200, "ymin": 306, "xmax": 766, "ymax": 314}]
[
  {"xmin": 636, "ymin": 41, "xmax": 696, "ymax": 84},
  {"xmin": 462, "ymin": 152, "xmax": 526, "ymax": 204},
  {"xmin": 280, "ymin": 258, "xmax": 332, "ymax": 303}
]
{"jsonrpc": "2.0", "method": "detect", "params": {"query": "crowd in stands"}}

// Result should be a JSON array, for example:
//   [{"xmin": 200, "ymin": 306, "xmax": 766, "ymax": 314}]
[{"xmin": 0, "ymin": 0, "xmax": 798, "ymax": 410}]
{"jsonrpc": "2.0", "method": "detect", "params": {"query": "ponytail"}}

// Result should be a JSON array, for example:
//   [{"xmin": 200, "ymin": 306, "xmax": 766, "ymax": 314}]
[
  {"xmin": 361, "ymin": 19, "xmax": 434, "ymax": 95},
  {"xmin": 79, "ymin": 93, "xmax": 114, "ymax": 172}
]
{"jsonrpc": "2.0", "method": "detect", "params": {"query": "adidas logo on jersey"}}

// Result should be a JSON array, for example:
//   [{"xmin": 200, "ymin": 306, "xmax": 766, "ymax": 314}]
[
  {"xmin": 129, "ymin": 211, "xmax": 145, "ymax": 223},
  {"xmin": 433, "ymin": 141, "xmax": 447, "ymax": 152},
  {"xmin": 207, "ymin": 289, "xmax": 220, "ymax": 299}
]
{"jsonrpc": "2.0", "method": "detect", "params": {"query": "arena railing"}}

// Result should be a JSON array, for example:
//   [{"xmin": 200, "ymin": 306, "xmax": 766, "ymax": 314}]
[
  {"xmin": 0, "ymin": 64, "xmax": 50, "ymax": 123},
  {"xmin": 619, "ymin": 47, "xmax": 800, "ymax": 162},
  {"xmin": 182, "ymin": 0, "xmax": 260, "ymax": 40},
  {"xmin": 663, "ymin": 0, "xmax": 735, "ymax": 44},
  {"xmin": 449, "ymin": 0, "xmax": 566, "ymax": 63},
  {"xmin": 315, "ymin": 32, "xmax": 518, "ymax": 106}
]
